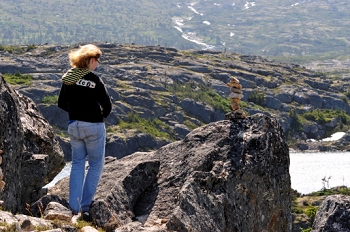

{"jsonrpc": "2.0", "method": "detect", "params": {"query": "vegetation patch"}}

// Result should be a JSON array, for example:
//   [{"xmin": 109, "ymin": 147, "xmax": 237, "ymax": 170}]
[
  {"xmin": 247, "ymin": 91, "xmax": 265, "ymax": 106},
  {"xmin": 292, "ymin": 186, "xmax": 350, "ymax": 232},
  {"xmin": 41, "ymin": 95, "xmax": 59, "ymax": 105},
  {"xmin": 303, "ymin": 109, "xmax": 350, "ymax": 125},
  {"xmin": 167, "ymin": 82, "xmax": 230, "ymax": 113},
  {"xmin": 3, "ymin": 72, "xmax": 33, "ymax": 85},
  {"xmin": 110, "ymin": 112, "xmax": 175, "ymax": 140},
  {"xmin": 0, "ymin": 44, "xmax": 36, "ymax": 53}
]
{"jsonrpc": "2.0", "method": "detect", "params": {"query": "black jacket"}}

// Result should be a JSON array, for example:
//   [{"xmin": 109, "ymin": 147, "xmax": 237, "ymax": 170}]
[{"xmin": 58, "ymin": 68, "xmax": 112, "ymax": 122}]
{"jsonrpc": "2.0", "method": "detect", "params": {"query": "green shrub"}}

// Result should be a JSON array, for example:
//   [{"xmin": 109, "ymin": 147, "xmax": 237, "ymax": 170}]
[
  {"xmin": 288, "ymin": 109, "xmax": 304, "ymax": 134},
  {"xmin": 304, "ymin": 206, "xmax": 318, "ymax": 220},
  {"xmin": 184, "ymin": 119, "xmax": 199, "ymax": 130},
  {"xmin": 166, "ymin": 81, "xmax": 230, "ymax": 113},
  {"xmin": 291, "ymin": 205, "xmax": 304, "ymax": 214},
  {"xmin": 247, "ymin": 91, "xmax": 265, "ymax": 105},
  {"xmin": 119, "ymin": 112, "xmax": 175, "ymax": 140},
  {"xmin": 301, "ymin": 227, "xmax": 312, "ymax": 232},
  {"xmin": 3, "ymin": 72, "xmax": 33, "ymax": 85},
  {"xmin": 344, "ymin": 91, "xmax": 350, "ymax": 99},
  {"xmin": 339, "ymin": 187, "xmax": 350, "ymax": 195},
  {"xmin": 303, "ymin": 109, "xmax": 350, "ymax": 125},
  {"xmin": 0, "ymin": 44, "xmax": 36, "ymax": 53},
  {"xmin": 42, "ymin": 95, "xmax": 59, "ymax": 104},
  {"xmin": 0, "ymin": 222, "xmax": 16, "ymax": 232}
]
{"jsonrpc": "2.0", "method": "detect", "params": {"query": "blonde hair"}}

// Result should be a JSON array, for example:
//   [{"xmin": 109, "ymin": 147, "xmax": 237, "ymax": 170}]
[{"xmin": 68, "ymin": 44, "xmax": 102, "ymax": 68}]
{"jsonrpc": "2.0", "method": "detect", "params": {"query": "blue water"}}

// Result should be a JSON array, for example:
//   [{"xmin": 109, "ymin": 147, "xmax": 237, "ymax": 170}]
[{"xmin": 45, "ymin": 152, "xmax": 350, "ymax": 195}]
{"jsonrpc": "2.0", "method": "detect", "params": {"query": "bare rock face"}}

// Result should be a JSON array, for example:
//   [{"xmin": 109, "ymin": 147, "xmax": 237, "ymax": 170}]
[
  {"xmin": 312, "ymin": 195, "xmax": 350, "ymax": 232},
  {"xmin": 0, "ymin": 75, "xmax": 64, "ymax": 213},
  {"xmin": 49, "ymin": 113, "xmax": 291, "ymax": 231}
]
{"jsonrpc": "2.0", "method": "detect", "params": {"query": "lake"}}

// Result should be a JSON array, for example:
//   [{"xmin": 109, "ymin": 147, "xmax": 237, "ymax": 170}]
[
  {"xmin": 46, "ymin": 152, "xmax": 350, "ymax": 195},
  {"xmin": 290, "ymin": 152, "xmax": 350, "ymax": 194}
]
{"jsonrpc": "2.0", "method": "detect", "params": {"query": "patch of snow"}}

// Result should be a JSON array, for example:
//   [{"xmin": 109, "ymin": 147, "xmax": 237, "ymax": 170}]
[
  {"xmin": 322, "ymin": 132, "xmax": 346, "ymax": 142},
  {"xmin": 173, "ymin": 17, "xmax": 184, "ymax": 26},
  {"xmin": 188, "ymin": 6, "xmax": 204, "ymax": 15},
  {"xmin": 230, "ymin": 32, "xmax": 234, "ymax": 36},
  {"xmin": 243, "ymin": 1, "xmax": 256, "ymax": 10},
  {"xmin": 182, "ymin": 32, "xmax": 215, "ymax": 50},
  {"xmin": 291, "ymin": 3, "xmax": 299, "ymax": 7},
  {"xmin": 203, "ymin": 21, "xmax": 210, "ymax": 25},
  {"xmin": 174, "ymin": 26, "xmax": 183, "ymax": 33}
]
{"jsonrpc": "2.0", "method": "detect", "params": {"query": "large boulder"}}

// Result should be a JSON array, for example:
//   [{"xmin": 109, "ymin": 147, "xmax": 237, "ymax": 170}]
[
  {"xmin": 48, "ymin": 113, "xmax": 292, "ymax": 231},
  {"xmin": 312, "ymin": 195, "xmax": 350, "ymax": 232},
  {"xmin": 0, "ymin": 75, "xmax": 64, "ymax": 213}
]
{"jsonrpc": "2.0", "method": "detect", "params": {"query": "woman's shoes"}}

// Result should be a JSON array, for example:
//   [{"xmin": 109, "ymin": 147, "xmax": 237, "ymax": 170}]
[{"xmin": 82, "ymin": 211, "xmax": 92, "ymax": 222}]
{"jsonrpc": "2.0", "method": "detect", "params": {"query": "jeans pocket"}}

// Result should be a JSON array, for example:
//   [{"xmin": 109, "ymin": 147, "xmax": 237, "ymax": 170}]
[{"xmin": 85, "ymin": 123, "xmax": 105, "ymax": 143}]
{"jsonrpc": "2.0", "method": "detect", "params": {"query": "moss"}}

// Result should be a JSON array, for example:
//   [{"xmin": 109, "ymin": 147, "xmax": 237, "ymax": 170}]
[
  {"xmin": 41, "ymin": 95, "xmax": 59, "ymax": 105},
  {"xmin": 109, "ymin": 112, "xmax": 175, "ymax": 141},
  {"xmin": 166, "ymin": 81, "xmax": 230, "ymax": 113},
  {"xmin": 3, "ymin": 72, "xmax": 33, "ymax": 85}
]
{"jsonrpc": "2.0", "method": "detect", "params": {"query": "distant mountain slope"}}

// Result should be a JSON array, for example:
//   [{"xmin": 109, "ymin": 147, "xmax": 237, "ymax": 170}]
[{"xmin": 1, "ymin": 0, "xmax": 350, "ymax": 61}]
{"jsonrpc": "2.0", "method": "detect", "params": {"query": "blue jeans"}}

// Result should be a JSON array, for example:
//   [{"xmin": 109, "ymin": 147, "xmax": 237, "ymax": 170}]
[{"xmin": 68, "ymin": 121, "xmax": 106, "ymax": 214}]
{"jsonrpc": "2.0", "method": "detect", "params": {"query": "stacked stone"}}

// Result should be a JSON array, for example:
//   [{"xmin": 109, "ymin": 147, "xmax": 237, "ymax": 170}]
[{"xmin": 225, "ymin": 76, "xmax": 246, "ymax": 119}]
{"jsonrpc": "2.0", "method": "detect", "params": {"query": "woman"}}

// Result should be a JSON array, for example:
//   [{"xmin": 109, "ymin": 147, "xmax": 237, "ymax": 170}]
[{"xmin": 58, "ymin": 44, "xmax": 112, "ymax": 220}]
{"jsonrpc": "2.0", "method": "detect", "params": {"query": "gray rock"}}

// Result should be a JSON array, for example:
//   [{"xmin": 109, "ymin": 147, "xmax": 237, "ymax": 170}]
[
  {"xmin": 239, "ymin": 78, "xmax": 257, "ymax": 88},
  {"xmin": 39, "ymin": 105, "xmax": 69, "ymax": 130},
  {"xmin": 124, "ymin": 95, "xmax": 155, "ymax": 108},
  {"xmin": 306, "ymin": 91, "xmax": 324, "ymax": 108},
  {"xmin": 304, "ymin": 79, "xmax": 330, "ymax": 91},
  {"xmin": 0, "ymin": 210, "xmax": 54, "ymax": 230},
  {"xmin": 30, "ymin": 194, "xmax": 70, "ymax": 218},
  {"xmin": 180, "ymin": 98, "xmax": 225, "ymax": 123},
  {"xmin": 165, "ymin": 111, "xmax": 185, "ymax": 124},
  {"xmin": 265, "ymin": 95, "xmax": 282, "ymax": 110},
  {"xmin": 312, "ymin": 195, "xmax": 350, "ymax": 232},
  {"xmin": 324, "ymin": 118, "xmax": 339, "ymax": 129},
  {"xmin": 208, "ymin": 79, "xmax": 231, "ymax": 98},
  {"xmin": 209, "ymin": 72, "xmax": 231, "ymax": 83},
  {"xmin": 0, "ymin": 75, "xmax": 64, "ymax": 214},
  {"xmin": 106, "ymin": 87, "xmax": 121, "ymax": 101},
  {"xmin": 323, "ymin": 96, "xmax": 350, "ymax": 114},
  {"xmin": 49, "ymin": 114, "xmax": 292, "ymax": 231},
  {"xmin": 174, "ymin": 123, "xmax": 191, "ymax": 138},
  {"xmin": 132, "ymin": 81, "xmax": 168, "ymax": 92},
  {"xmin": 105, "ymin": 133, "xmax": 169, "ymax": 159},
  {"xmin": 276, "ymin": 88, "xmax": 295, "ymax": 103}
]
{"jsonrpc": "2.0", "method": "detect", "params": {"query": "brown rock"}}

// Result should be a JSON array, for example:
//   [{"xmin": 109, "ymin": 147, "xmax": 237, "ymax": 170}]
[
  {"xmin": 229, "ymin": 92, "xmax": 243, "ymax": 99},
  {"xmin": 230, "ymin": 87, "xmax": 243, "ymax": 94},
  {"xmin": 230, "ymin": 101, "xmax": 240, "ymax": 111},
  {"xmin": 225, "ymin": 109, "xmax": 247, "ymax": 119},
  {"xmin": 43, "ymin": 202, "xmax": 72, "ymax": 221},
  {"xmin": 228, "ymin": 82, "xmax": 242, "ymax": 90}
]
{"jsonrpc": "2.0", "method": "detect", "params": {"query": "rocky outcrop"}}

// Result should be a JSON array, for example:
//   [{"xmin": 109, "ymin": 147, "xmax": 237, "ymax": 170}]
[
  {"xmin": 0, "ymin": 75, "xmax": 64, "ymax": 213},
  {"xmin": 48, "ymin": 113, "xmax": 292, "ymax": 231},
  {"xmin": 312, "ymin": 195, "xmax": 350, "ymax": 232},
  {"xmin": 2, "ymin": 43, "xmax": 350, "ymax": 153}
]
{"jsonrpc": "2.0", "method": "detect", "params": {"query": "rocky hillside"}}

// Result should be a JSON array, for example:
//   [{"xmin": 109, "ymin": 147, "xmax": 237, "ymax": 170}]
[{"xmin": 1, "ymin": 43, "xmax": 350, "ymax": 155}]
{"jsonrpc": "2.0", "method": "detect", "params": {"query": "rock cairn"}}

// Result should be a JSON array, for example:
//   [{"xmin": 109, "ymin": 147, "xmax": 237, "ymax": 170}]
[{"xmin": 225, "ymin": 76, "xmax": 246, "ymax": 119}]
